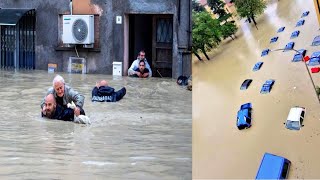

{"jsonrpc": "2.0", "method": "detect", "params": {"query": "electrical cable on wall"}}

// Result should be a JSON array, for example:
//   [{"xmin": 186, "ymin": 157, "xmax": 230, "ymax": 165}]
[{"xmin": 75, "ymin": 46, "xmax": 79, "ymax": 57}]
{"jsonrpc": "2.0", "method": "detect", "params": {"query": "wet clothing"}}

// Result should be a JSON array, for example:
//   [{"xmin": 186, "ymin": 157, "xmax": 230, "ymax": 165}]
[
  {"xmin": 42, "ymin": 104, "xmax": 74, "ymax": 121},
  {"xmin": 128, "ymin": 58, "xmax": 152, "ymax": 77},
  {"xmin": 42, "ymin": 104, "xmax": 85, "ymax": 121},
  {"xmin": 130, "ymin": 68, "xmax": 149, "ymax": 78},
  {"xmin": 41, "ymin": 85, "xmax": 85, "ymax": 109},
  {"xmin": 92, "ymin": 86, "xmax": 126, "ymax": 102}
]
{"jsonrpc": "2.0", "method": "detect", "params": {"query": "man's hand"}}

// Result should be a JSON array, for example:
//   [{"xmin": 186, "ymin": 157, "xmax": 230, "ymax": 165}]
[
  {"xmin": 74, "ymin": 106, "xmax": 80, "ymax": 116},
  {"xmin": 136, "ymin": 72, "xmax": 142, "ymax": 77},
  {"xmin": 142, "ymin": 73, "xmax": 149, "ymax": 78}
]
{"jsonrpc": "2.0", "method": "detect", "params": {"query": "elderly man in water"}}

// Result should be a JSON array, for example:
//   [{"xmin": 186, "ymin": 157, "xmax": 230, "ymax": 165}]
[{"xmin": 41, "ymin": 74, "xmax": 85, "ymax": 116}]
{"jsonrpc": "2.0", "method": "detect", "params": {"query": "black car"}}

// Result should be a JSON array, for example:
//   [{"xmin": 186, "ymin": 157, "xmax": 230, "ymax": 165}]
[{"xmin": 240, "ymin": 79, "xmax": 253, "ymax": 90}]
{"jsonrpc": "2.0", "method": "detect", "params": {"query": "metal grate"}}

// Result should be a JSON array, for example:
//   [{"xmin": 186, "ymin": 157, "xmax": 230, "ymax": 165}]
[
  {"xmin": 1, "ymin": 26, "xmax": 15, "ymax": 68},
  {"xmin": 1, "ymin": 9, "xmax": 35, "ymax": 69},
  {"xmin": 156, "ymin": 19, "xmax": 172, "ymax": 43},
  {"xmin": 72, "ymin": 19, "xmax": 88, "ymax": 42}
]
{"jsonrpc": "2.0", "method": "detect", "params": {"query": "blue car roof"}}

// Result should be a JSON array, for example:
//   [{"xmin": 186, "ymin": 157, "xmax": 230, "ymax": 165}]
[
  {"xmin": 256, "ymin": 153, "xmax": 286, "ymax": 179},
  {"xmin": 237, "ymin": 109, "xmax": 248, "ymax": 126}
]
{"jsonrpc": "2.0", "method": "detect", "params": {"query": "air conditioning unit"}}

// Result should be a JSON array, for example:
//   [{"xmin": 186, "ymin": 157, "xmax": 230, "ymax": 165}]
[{"xmin": 62, "ymin": 15, "xmax": 94, "ymax": 45}]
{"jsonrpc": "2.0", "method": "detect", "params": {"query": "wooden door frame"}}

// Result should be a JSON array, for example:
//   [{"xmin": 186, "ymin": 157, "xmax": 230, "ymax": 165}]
[{"xmin": 152, "ymin": 14, "xmax": 173, "ymax": 77}]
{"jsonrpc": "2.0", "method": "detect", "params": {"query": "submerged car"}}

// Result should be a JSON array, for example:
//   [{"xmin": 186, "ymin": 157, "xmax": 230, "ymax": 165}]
[
  {"xmin": 270, "ymin": 36, "xmax": 278, "ymax": 43},
  {"xmin": 256, "ymin": 153, "xmax": 291, "ymax": 179},
  {"xmin": 260, "ymin": 79, "xmax": 275, "ymax": 94},
  {"xmin": 284, "ymin": 106, "xmax": 306, "ymax": 130},
  {"xmin": 292, "ymin": 49, "xmax": 306, "ymax": 62},
  {"xmin": 277, "ymin": 26, "xmax": 285, "ymax": 33},
  {"xmin": 296, "ymin": 19, "xmax": 305, "ymax": 27},
  {"xmin": 261, "ymin": 49, "xmax": 270, "ymax": 57},
  {"xmin": 290, "ymin": 30, "xmax": 300, "ymax": 39},
  {"xmin": 283, "ymin": 42, "xmax": 295, "ymax": 52},
  {"xmin": 240, "ymin": 79, "xmax": 252, "ymax": 90},
  {"xmin": 308, "ymin": 51, "xmax": 320, "ymax": 66},
  {"xmin": 236, "ymin": 103, "xmax": 252, "ymax": 130},
  {"xmin": 253, "ymin": 62, "xmax": 263, "ymax": 71}
]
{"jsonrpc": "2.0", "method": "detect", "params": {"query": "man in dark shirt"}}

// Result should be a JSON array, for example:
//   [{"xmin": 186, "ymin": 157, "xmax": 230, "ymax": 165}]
[
  {"xmin": 41, "ymin": 75, "xmax": 85, "ymax": 116},
  {"xmin": 92, "ymin": 80, "xmax": 126, "ymax": 102},
  {"xmin": 42, "ymin": 93, "xmax": 76, "ymax": 121},
  {"xmin": 130, "ymin": 60, "xmax": 150, "ymax": 78}
]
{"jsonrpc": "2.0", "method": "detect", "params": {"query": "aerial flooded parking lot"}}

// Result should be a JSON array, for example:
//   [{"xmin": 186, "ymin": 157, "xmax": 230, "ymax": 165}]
[
  {"xmin": 0, "ymin": 70, "xmax": 191, "ymax": 179},
  {"xmin": 193, "ymin": 0, "xmax": 320, "ymax": 179}
]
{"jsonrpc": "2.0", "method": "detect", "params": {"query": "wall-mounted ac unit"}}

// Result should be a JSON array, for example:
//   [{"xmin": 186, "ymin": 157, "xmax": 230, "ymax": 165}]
[{"xmin": 62, "ymin": 15, "xmax": 94, "ymax": 45}]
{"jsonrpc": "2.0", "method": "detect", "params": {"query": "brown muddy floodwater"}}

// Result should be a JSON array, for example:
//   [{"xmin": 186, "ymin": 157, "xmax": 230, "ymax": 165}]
[
  {"xmin": 193, "ymin": 0, "xmax": 320, "ymax": 179},
  {"xmin": 0, "ymin": 70, "xmax": 191, "ymax": 179}
]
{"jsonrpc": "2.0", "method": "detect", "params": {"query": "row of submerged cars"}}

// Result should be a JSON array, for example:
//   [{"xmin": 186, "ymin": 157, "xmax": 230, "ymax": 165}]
[
  {"xmin": 237, "ymin": 103, "xmax": 306, "ymax": 131},
  {"xmin": 237, "ymin": 11, "xmax": 310, "ymax": 179}
]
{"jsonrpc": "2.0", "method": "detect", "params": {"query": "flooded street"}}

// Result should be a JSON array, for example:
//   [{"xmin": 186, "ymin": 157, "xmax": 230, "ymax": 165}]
[
  {"xmin": 0, "ymin": 70, "xmax": 191, "ymax": 179},
  {"xmin": 193, "ymin": 0, "xmax": 320, "ymax": 179}
]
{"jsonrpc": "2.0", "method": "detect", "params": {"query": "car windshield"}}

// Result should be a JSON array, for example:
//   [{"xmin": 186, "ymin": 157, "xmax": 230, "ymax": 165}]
[{"xmin": 286, "ymin": 120, "xmax": 300, "ymax": 130}]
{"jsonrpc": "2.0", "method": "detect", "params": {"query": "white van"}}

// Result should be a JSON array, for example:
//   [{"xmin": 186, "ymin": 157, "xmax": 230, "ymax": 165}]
[{"xmin": 284, "ymin": 106, "xmax": 306, "ymax": 130}]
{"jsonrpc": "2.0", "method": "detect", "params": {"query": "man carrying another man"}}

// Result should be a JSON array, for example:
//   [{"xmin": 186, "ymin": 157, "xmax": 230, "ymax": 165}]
[
  {"xmin": 41, "ymin": 75, "xmax": 90, "ymax": 124},
  {"xmin": 128, "ymin": 50, "xmax": 152, "ymax": 78},
  {"xmin": 41, "ymin": 75, "xmax": 85, "ymax": 116}
]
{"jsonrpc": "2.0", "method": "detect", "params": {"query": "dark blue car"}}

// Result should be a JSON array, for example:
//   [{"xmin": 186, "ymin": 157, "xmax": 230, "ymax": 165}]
[
  {"xmin": 240, "ymin": 79, "xmax": 252, "ymax": 90},
  {"xmin": 260, "ymin": 79, "xmax": 275, "ymax": 94},
  {"xmin": 292, "ymin": 49, "xmax": 306, "ymax": 62},
  {"xmin": 253, "ymin": 62, "xmax": 263, "ymax": 71},
  {"xmin": 237, "ymin": 103, "xmax": 252, "ymax": 130},
  {"xmin": 283, "ymin": 42, "xmax": 295, "ymax": 52},
  {"xmin": 308, "ymin": 51, "xmax": 320, "ymax": 66}
]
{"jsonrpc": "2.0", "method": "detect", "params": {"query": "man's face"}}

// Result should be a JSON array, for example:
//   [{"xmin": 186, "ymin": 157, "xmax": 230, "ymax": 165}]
[
  {"xmin": 139, "ymin": 52, "xmax": 145, "ymax": 60},
  {"xmin": 45, "ymin": 96, "xmax": 56, "ymax": 118},
  {"xmin": 54, "ymin": 81, "xmax": 65, "ymax": 97},
  {"xmin": 139, "ymin": 62, "xmax": 145, "ymax": 72}
]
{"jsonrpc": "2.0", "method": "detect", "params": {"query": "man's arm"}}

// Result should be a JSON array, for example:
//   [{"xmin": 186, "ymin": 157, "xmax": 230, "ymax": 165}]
[
  {"xmin": 144, "ymin": 60, "xmax": 152, "ymax": 77},
  {"xmin": 67, "ymin": 87, "xmax": 85, "ymax": 108},
  {"xmin": 55, "ymin": 105, "xmax": 75, "ymax": 121},
  {"xmin": 128, "ymin": 60, "xmax": 138, "ymax": 76}
]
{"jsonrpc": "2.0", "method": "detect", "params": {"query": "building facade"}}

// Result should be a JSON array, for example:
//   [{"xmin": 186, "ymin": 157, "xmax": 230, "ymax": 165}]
[{"xmin": 0, "ymin": 0, "xmax": 192, "ymax": 78}]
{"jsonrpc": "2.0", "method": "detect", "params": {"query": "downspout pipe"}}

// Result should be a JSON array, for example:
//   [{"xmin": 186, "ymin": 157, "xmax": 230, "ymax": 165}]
[{"xmin": 70, "ymin": 0, "xmax": 73, "ymax": 15}]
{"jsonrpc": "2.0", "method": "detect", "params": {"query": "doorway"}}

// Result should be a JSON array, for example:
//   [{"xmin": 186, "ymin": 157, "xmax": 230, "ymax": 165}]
[
  {"xmin": 128, "ymin": 14, "xmax": 153, "ymax": 70},
  {"xmin": 127, "ymin": 14, "xmax": 173, "ymax": 77}
]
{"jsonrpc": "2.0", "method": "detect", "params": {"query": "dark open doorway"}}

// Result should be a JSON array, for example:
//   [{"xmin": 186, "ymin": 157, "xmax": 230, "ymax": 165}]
[
  {"xmin": 129, "ymin": 14, "xmax": 153, "ymax": 71},
  {"xmin": 128, "ymin": 14, "xmax": 173, "ymax": 77}
]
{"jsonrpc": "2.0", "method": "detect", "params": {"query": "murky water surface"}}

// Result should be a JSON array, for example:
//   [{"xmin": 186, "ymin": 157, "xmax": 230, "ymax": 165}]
[
  {"xmin": 0, "ymin": 70, "xmax": 191, "ymax": 179},
  {"xmin": 193, "ymin": 0, "xmax": 320, "ymax": 179}
]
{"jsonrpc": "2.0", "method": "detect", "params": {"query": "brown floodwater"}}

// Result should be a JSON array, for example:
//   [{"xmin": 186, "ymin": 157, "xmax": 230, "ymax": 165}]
[
  {"xmin": 193, "ymin": 0, "xmax": 320, "ymax": 179},
  {"xmin": 0, "ymin": 70, "xmax": 191, "ymax": 179}
]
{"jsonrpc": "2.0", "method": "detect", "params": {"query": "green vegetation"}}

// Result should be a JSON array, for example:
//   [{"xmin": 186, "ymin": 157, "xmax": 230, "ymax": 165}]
[
  {"xmin": 192, "ymin": 0, "xmax": 238, "ymax": 61},
  {"xmin": 234, "ymin": 0, "xmax": 266, "ymax": 29},
  {"xmin": 192, "ymin": 11, "xmax": 222, "ymax": 61},
  {"xmin": 207, "ymin": 0, "xmax": 232, "ymax": 22}
]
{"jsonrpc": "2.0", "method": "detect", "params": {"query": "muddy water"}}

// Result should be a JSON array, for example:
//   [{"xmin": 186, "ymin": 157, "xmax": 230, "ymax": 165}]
[
  {"xmin": 0, "ymin": 70, "xmax": 191, "ymax": 179},
  {"xmin": 193, "ymin": 0, "xmax": 320, "ymax": 179}
]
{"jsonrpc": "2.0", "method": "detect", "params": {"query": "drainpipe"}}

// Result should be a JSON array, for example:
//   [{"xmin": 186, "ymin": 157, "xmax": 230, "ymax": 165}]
[
  {"xmin": 70, "ymin": 0, "xmax": 73, "ymax": 15},
  {"xmin": 188, "ymin": 0, "xmax": 191, "ymax": 51}
]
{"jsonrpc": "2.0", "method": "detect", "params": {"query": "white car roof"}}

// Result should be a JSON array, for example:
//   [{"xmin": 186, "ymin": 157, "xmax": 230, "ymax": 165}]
[{"xmin": 287, "ymin": 107, "xmax": 305, "ymax": 122}]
